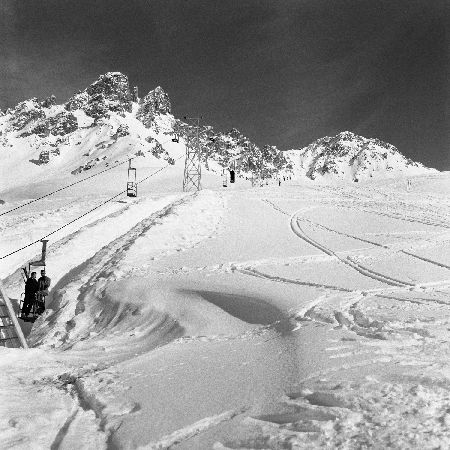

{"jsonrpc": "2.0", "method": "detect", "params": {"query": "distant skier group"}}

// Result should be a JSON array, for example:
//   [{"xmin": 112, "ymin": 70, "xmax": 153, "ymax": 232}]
[
  {"xmin": 20, "ymin": 269, "xmax": 51, "ymax": 319},
  {"xmin": 406, "ymin": 179, "xmax": 412, "ymax": 191}
]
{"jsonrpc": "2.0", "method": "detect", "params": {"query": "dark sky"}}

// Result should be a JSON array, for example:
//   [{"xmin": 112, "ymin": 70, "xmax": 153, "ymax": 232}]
[{"xmin": 1, "ymin": 0, "xmax": 448, "ymax": 169}]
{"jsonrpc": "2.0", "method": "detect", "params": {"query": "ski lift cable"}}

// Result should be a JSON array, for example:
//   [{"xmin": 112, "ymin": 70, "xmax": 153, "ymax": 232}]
[
  {"xmin": 0, "ymin": 155, "xmax": 184, "ymax": 261},
  {"xmin": 136, "ymin": 155, "xmax": 183, "ymax": 186},
  {"xmin": 0, "ymin": 135, "xmax": 179, "ymax": 218},
  {"xmin": 0, "ymin": 158, "xmax": 131, "ymax": 218}
]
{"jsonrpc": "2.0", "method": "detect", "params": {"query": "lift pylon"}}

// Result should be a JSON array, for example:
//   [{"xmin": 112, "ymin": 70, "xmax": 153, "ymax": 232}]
[{"xmin": 182, "ymin": 116, "xmax": 202, "ymax": 192}]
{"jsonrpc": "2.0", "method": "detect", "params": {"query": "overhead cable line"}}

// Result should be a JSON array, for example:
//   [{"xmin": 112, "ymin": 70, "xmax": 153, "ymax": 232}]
[
  {"xmin": 0, "ymin": 158, "xmax": 130, "ymax": 218},
  {"xmin": 0, "ymin": 155, "xmax": 183, "ymax": 261},
  {"xmin": 0, "ymin": 135, "xmax": 179, "ymax": 217}
]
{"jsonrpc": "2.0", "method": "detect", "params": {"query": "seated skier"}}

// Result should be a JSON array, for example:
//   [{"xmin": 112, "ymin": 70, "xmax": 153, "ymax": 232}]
[
  {"xmin": 36, "ymin": 269, "xmax": 51, "ymax": 314},
  {"xmin": 21, "ymin": 271, "xmax": 39, "ymax": 317}
]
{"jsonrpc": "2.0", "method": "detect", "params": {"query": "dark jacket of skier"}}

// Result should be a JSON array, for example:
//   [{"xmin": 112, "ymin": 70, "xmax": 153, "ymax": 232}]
[
  {"xmin": 22, "ymin": 272, "xmax": 39, "ymax": 316},
  {"xmin": 25, "ymin": 277, "xmax": 39, "ymax": 297}
]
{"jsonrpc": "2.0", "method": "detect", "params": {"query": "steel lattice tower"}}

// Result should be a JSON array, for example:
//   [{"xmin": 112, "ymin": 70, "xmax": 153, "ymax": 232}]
[{"xmin": 182, "ymin": 116, "xmax": 202, "ymax": 192}]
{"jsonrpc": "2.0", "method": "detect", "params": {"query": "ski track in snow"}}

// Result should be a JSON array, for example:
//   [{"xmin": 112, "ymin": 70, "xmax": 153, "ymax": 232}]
[
  {"xmin": 261, "ymin": 197, "xmax": 450, "ymax": 291},
  {"xmin": 206, "ymin": 188, "xmax": 449, "ymax": 450},
  {"xmin": 289, "ymin": 215, "xmax": 415, "ymax": 287},
  {"xmin": 314, "ymin": 184, "xmax": 450, "ymax": 229},
  {"xmin": 2, "ymin": 174, "xmax": 450, "ymax": 449},
  {"xmin": 140, "ymin": 408, "xmax": 248, "ymax": 450}
]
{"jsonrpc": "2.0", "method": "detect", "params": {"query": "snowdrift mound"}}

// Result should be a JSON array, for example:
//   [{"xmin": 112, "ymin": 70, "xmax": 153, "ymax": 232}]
[
  {"xmin": 23, "ymin": 191, "xmax": 236, "ymax": 359},
  {"xmin": 286, "ymin": 131, "xmax": 436, "ymax": 182}
]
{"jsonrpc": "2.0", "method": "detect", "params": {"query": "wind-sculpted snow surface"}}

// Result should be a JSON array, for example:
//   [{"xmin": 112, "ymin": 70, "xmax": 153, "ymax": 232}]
[
  {"xmin": 214, "ymin": 378, "xmax": 450, "ymax": 449},
  {"xmin": 28, "ymin": 190, "xmax": 227, "ymax": 354},
  {"xmin": 0, "ymin": 348, "xmax": 108, "ymax": 449}
]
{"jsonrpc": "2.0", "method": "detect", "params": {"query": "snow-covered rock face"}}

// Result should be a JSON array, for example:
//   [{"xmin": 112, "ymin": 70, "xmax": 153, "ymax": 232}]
[
  {"xmin": 0, "ymin": 72, "xmax": 180, "ymax": 182},
  {"xmin": 286, "ymin": 131, "xmax": 434, "ymax": 182},
  {"xmin": 137, "ymin": 86, "xmax": 171, "ymax": 128},
  {"xmin": 173, "ymin": 122, "xmax": 292, "ymax": 178},
  {"xmin": 22, "ymin": 112, "xmax": 78, "ymax": 138},
  {"xmin": 10, "ymin": 99, "xmax": 46, "ymax": 131},
  {"xmin": 65, "ymin": 72, "xmax": 133, "ymax": 119}
]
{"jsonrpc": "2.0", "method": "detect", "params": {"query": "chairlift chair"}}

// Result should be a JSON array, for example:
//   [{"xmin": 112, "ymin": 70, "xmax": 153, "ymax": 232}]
[
  {"xmin": 127, "ymin": 159, "xmax": 138, "ymax": 197},
  {"xmin": 19, "ymin": 239, "xmax": 49, "ymax": 322},
  {"xmin": 172, "ymin": 134, "xmax": 179, "ymax": 143}
]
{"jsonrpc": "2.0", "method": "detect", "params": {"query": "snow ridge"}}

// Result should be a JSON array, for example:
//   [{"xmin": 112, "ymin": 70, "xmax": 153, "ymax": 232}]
[{"xmin": 286, "ymin": 131, "xmax": 435, "ymax": 182}]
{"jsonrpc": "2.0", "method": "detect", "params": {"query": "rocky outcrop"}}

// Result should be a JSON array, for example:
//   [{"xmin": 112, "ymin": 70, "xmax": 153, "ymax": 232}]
[
  {"xmin": 11, "ymin": 99, "xmax": 45, "ymax": 131},
  {"xmin": 65, "ymin": 72, "xmax": 132, "ymax": 119},
  {"xmin": 115, "ymin": 124, "xmax": 130, "ymax": 138},
  {"xmin": 25, "ymin": 112, "xmax": 78, "ymax": 137},
  {"xmin": 137, "ymin": 86, "xmax": 171, "ymax": 127},
  {"xmin": 145, "ymin": 136, "xmax": 175, "ymax": 164},
  {"xmin": 41, "ymin": 95, "xmax": 56, "ymax": 109}
]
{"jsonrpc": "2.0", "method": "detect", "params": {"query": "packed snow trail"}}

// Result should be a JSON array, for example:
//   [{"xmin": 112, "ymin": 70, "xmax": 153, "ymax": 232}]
[
  {"xmin": 1, "ymin": 173, "xmax": 450, "ymax": 449},
  {"xmin": 102, "ymin": 185, "xmax": 449, "ymax": 448}
]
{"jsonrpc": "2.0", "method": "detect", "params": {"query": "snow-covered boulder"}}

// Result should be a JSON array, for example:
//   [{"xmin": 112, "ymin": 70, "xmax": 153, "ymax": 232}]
[{"xmin": 286, "ymin": 131, "xmax": 434, "ymax": 182}]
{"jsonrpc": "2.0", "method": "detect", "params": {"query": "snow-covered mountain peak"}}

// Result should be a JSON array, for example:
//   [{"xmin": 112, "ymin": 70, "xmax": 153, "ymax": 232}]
[
  {"xmin": 65, "ymin": 72, "xmax": 133, "ymax": 119},
  {"xmin": 286, "ymin": 131, "xmax": 435, "ymax": 182},
  {"xmin": 0, "ymin": 73, "xmax": 182, "ymax": 192}
]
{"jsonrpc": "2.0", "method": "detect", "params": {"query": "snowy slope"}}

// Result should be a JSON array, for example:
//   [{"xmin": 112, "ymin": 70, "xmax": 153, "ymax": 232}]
[
  {"xmin": 1, "ymin": 170, "xmax": 449, "ymax": 449},
  {"xmin": 286, "ymin": 131, "xmax": 436, "ymax": 182},
  {"xmin": 1, "ymin": 74, "xmax": 450, "ymax": 450}
]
